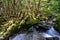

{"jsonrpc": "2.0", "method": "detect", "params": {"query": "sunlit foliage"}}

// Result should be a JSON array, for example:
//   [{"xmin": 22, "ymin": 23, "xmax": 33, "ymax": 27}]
[{"xmin": 0, "ymin": 0, "xmax": 60, "ymax": 38}]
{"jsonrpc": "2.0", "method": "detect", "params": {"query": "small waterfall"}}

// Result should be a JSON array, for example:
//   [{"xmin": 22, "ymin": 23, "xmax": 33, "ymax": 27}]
[
  {"xmin": 46, "ymin": 27, "xmax": 60, "ymax": 37},
  {"xmin": 40, "ymin": 26, "xmax": 60, "ymax": 39},
  {"xmin": 40, "ymin": 33, "xmax": 53, "ymax": 38}
]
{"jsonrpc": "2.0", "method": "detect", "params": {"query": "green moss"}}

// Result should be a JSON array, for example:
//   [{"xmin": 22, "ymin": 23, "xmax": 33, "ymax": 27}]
[{"xmin": 54, "ymin": 16, "xmax": 60, "ymax": 33}]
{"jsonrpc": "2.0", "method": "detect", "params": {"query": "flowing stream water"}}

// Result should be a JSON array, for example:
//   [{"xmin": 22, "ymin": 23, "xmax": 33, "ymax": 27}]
[
  {"xmin": 9, "ymin": 26, "xmax": 60, "ymax": 40},
  {"xmin": 40, "ymin": 27, "xmax": 60, "ymax": 38},
  {"xmin": 9, "ymin": 27, "xmax": 44, "ymax": 40}
]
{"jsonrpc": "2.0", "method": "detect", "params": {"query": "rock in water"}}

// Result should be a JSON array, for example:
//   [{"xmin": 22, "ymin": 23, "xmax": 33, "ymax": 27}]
[
  {"xmin": 24, "ymin": 27, "xmax": 45, "ymax": 40},
  {"xmin": 25, "ymin": 33, "xmax": 45, "ymax": 40}
]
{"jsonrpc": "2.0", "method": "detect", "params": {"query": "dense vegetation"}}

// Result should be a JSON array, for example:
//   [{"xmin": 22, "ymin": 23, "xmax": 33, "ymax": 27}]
[{"xmin": 0, "ymin": 0, "xmax": 60, "ymax": 39}]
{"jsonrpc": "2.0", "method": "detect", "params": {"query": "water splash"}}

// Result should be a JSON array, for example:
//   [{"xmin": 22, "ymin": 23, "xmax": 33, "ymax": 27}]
[
  {"xmin": 46, "ymin": 27, "xmax": 60, "ymax": 38},
  {"xmin": 40, "ymin": 27, "xmax": 60, "ymax": 39},
  {"xmin": 40, "ymin": 33, "xmax": 53, "ymax": 38}
]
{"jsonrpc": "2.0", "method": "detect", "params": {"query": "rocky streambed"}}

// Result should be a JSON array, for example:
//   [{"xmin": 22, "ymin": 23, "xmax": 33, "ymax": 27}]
[{"xmin": 9, "ymin": 26, "xmax": 60, "ymax": 40}]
